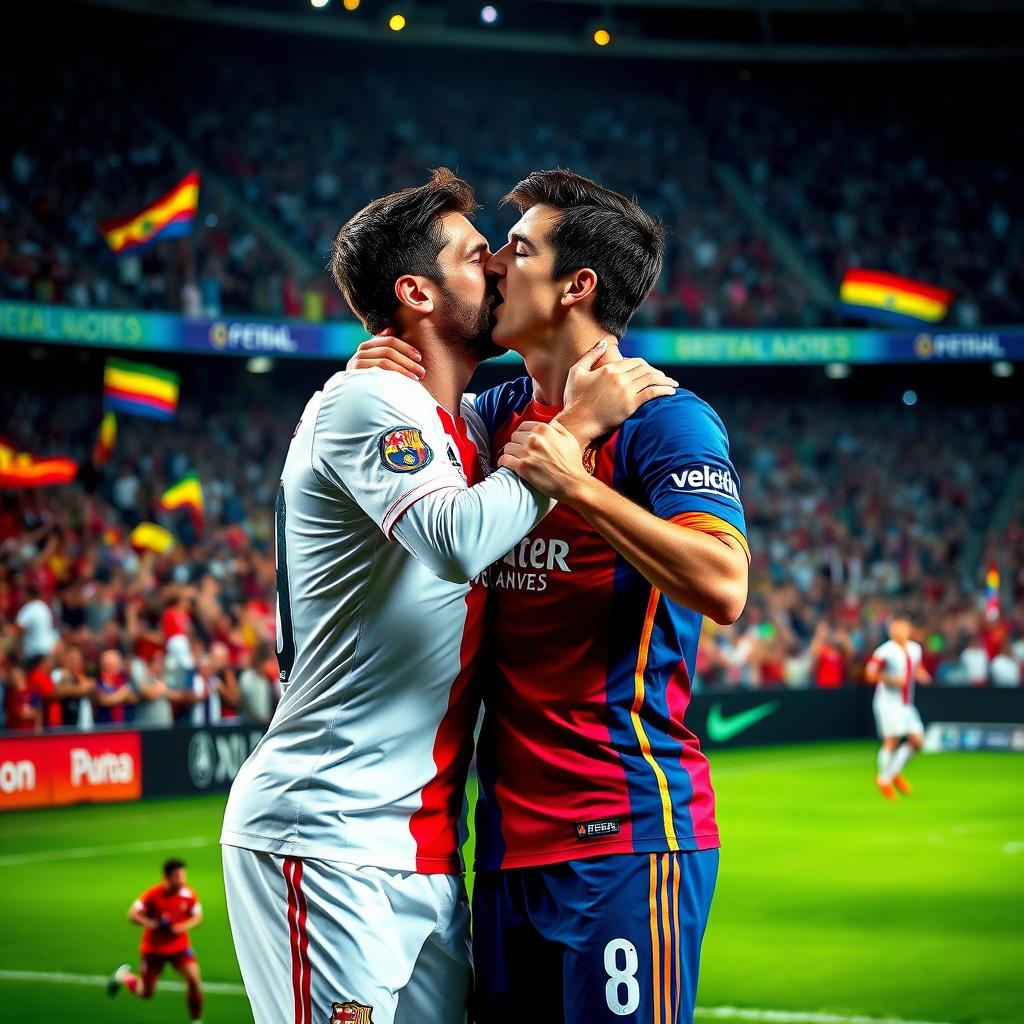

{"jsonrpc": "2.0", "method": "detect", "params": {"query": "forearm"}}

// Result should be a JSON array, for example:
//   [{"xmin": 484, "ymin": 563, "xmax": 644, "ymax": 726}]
[
  {"xmin": 392, "ymin": 469, "xmax": 553, "ymax": 583},
  {"xmin": 174, "ymin": 916, "xmax": 202, "ymax": 934},
  {"xmin": 564, "ymin": 477, "xmax": 747, "ymax": 623}
]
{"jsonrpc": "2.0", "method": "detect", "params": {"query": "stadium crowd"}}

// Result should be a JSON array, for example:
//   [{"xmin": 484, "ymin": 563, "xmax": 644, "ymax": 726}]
[
  {"xmin": 6, "ymin": 44, "xmax": 1020, "ymax": 329},
  {"xmin": 696, "ymin": 397, "xmax": 1024, "ymax": 689},
  {"xmin": 1, "ymin": 372, "xmax": 1020, "ymax": 732},
  {"xmin": 698, "ymin": 72, "xmax": 1024, "ymax": 329},
  {"xmin": 1, "ymin": 384, "xmax": 285, "ymax": 733}
]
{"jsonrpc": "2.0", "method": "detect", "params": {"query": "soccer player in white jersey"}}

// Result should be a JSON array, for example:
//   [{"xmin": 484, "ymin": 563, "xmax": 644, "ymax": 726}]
[
  {"xmin": 220, "ymin": 169, "xmax": 676, "ymax": 1024},
  {"xmin": 865, "ymin": 616, "xmax": 932, "ymax": 800}
]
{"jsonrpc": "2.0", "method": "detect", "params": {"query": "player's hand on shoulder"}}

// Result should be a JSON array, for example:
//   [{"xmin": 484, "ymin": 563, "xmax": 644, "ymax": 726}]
[
  {"xmin": 498, "ymin": 419, "xmax": 589, "ymax": 501},
  {"xmin": 346, "ymin": 327, "xmax": 425, "ymax": 381},
  {"xmin": 559, "ymin": 338, "xmax": 677, "ymax": 446}
]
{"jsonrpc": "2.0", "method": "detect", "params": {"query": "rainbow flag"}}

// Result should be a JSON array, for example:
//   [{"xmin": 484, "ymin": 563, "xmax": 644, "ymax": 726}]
[
  {"xmin": 100, "ymin": 170, "xmax": 200, "ymax": 255},
  {"xmin": 0, "ymin": 438, "xmax": 78, "ymax": 489},
  {"xmin": 130, "ymin": 522, "xmax": 177, "ymax": 555},
  {"xmin": 103, "ymin": 358, "xmax": 179, "ymax": 420},
  {"xmin": 92, "ymin": 411, "xmax": 117, "ymax": 467},
  {"xmin": 840, "ymin": 269, "xmax": 954, "ymax": 327},
  {"xmin": 160, "ymin": 470, "xmax": 204, "ymax": 531},
  {"xmin": 984, "ymin": 562, "xmax": 1001, "ymax": 622}
]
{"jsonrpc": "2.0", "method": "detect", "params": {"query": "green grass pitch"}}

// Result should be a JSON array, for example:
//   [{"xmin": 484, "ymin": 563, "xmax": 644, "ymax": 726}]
[{"xmin": 1, "ymin": 740, "xmax": 1021, "ymax": 1024}]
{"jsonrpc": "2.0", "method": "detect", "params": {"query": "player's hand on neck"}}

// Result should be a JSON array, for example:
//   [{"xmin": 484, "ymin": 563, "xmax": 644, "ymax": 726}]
[{"xmin": 556, "ymin": 338, "xmax": 678, "ymax": 448}]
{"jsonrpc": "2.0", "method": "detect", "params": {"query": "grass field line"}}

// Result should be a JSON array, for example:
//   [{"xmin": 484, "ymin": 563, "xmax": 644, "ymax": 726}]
[
  {"xmin": 0, "ymin": 834, "xmax": 214, "ymax": 868},
  {"xmin": 0, "ymin": 969, "xmax": 244, "ymax": 996},
  {"xmin": 696, "ymin": 1009, "xmax": 956, "ymax": 1024},
  {"xmin": 0, "ymin": 971, "xmax": 961, "ymax": 1024}
]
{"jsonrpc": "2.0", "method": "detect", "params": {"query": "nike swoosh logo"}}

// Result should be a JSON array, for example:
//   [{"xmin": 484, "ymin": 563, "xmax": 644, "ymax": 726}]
[{"xmin": 705, "ymin": 700, "xmax": 782, "ymax": 742}]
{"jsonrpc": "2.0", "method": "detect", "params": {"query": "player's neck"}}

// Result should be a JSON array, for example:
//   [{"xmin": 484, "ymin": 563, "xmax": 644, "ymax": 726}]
[
  {"xmin": 405, "ymin": 326, "xmax": 477, "ymax": 415},
  {"xmin": 525, "ymin": 323, "xmax": 621, "ymax": 407}
]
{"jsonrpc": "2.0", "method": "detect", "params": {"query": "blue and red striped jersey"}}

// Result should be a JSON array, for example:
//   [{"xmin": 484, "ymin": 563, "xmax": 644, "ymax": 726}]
[{"xmin": 473, "ymin": 377, "xmax": 748, "ymax": 870}]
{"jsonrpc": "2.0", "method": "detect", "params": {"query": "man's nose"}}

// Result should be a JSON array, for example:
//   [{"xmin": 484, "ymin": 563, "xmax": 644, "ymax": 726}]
[{"xmin": 486, "ymin": 249, "xmax": 507, "ymax": 278}]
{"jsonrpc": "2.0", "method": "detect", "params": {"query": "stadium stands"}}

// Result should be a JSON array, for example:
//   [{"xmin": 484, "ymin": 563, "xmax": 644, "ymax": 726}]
[
  {"xmin": 1, "ymin": 368, "xmax": 1019, "ymax": 731},
  {"xmin": 5, "ymin": 43, "xmax": 1020, "ymax": 327}
]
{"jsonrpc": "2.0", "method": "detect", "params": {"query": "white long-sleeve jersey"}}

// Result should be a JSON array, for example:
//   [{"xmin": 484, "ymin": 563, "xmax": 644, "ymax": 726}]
[{"xmin": 221, "ymin": 368, "xmax": 550, "ymax": 872}]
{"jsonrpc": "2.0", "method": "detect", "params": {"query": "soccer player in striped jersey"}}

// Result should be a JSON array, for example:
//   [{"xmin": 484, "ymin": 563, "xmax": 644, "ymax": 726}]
[
  {"xmin": 352, "ymin": 169, "xmax": 749, "ymax": 1024},
  {"xmin": 220, "ymin": 170, "xmax": 674, "ymax": 1024},
  {"xmin": 865, "ymin": 616, "xmax": 932, "ymax": 800}
]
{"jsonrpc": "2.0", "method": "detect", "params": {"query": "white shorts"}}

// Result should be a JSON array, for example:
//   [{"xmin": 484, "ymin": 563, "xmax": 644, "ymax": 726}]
[
  {"xmin": 873, "ymin": 695, "xmax": 924, "ymax": 739},
  {"xmin": 222, "ymin": 845, "xmax": 470, "ymax": 1024}
]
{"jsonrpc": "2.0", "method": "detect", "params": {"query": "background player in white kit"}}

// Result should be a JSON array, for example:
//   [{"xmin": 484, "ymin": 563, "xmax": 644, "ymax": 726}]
[
  {"xmin": 865, "ymin": 616, "xmax": 932, "ymax": 801},
  {"xmin": 220, "ymin": 169, "xmax": 676, "ymax": 1024}
]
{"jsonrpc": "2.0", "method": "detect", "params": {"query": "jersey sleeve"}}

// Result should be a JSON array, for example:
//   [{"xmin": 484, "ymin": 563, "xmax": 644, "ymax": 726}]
[
  {"xmin": 391, "ymin": 468, "xmax": 552, "ymax": 584},
  {"xmin": 312, "ymin": 369, "xmax": 465, "ymax": 536},
  {"xmin": 867, "ymin": 642, "xmax": 888, "ymax": 668},
  {"xmin": 623, "ymin": 392, "xmax": 748, "ymax": 549},
  {"xmin": 136, "ymin": 886, "xmax": 156, "ymax": 915}
]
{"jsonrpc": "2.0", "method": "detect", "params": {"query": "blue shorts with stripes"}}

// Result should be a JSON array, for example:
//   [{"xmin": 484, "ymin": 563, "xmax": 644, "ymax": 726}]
[{"xmin": 472, "ymin": 849, "xmax": 718, "ymax": 1024}]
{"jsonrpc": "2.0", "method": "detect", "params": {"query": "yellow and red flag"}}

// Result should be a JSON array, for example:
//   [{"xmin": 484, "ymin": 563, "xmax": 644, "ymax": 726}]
[
  {"xmin": 840, "ymin": 269, "xmax": 953, "ymax": 326},
  {"xmin": 0, "ymin": 438, "xmax": 78, "ymax": 489},
  {"xmin": 100, "ymin": 170, "xmax": 199, "ymax": 255},
  {"xmin": 130, "ymin": 522, "xmax": 177, "ymax": 555},
  {"xmin": 159, "ymin": 471, "xmax": 204, "ymax": 532},
  {"xmin": 92, "ymin": 411, "xmax": 117, "ymax": 467}
]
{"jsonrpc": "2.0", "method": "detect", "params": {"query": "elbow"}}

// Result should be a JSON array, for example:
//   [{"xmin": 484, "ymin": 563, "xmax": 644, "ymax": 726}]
[
  {"xmin": 417, "ymin": 544, "xmax": 480, "ymax": 585},
  {"xmin": 706, "ymin": 578, "xmax": 748, "ymax": 626},
  {"xmin": 433, "ymin": 555, "xmax": 482, "ymax": 586}
]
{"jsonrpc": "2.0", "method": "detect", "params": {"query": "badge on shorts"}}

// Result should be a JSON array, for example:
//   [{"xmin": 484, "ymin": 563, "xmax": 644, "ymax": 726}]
[
  {"xmin": 331, "ymin": 1002, "xmax": 374, "ymax": 1024},
  {"xmin": 378, "ymin": 426, "xmax": 433, "ymax": 473}
]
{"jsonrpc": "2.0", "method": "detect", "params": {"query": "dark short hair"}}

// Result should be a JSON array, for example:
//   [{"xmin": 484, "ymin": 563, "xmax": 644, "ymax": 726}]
[
  {"xmin": 503, "ymin": 168, "xmax": 664, "ymax": 337},
  {"xmin": 163, "ymin": 858, "xmax": 186, "ymax": 877},
  {"xmin": 331, "ymin": 168, "xmax": 477, "ymax": 334}
]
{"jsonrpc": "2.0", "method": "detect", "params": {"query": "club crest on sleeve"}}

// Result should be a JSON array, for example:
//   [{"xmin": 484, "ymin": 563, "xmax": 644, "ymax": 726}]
[
  {"xmin": 331, "ymin": 1002, "xmax": 374, "ymax": 1024},
  {"xmin": 378, "ymin": 426, "xmax": 433, "ymax": 473}
]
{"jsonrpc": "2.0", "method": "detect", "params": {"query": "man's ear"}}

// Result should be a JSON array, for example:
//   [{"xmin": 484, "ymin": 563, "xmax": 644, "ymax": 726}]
[
  {"xmin": 561, "ymin": 267, "xmax": 598, "ymax": 309},
  {"xmin": 395, "ymin": 275, "xmax": 435, "ymax": 315}
]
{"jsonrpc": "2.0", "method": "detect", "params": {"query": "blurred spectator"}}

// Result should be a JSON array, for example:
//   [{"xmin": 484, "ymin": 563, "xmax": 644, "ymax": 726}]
[
  {"xmin": 959, "ymin": 639, "xmax": 990, "ymax": 688},
  {"xmin": 51, "ymin": 645, "xmax": 95, "ymax": 729},
  {"xmin": 236, "ymin": 647, "xmax": 274, "ymax": 724},
  {"xmin": 989, "ymin": 640, "xmax": 1021, "ymax": 688},
  {"xmin": 131, "ymin": 648, "xmax": 174, "ymax": 727},
  {"xmin": 3, "ymin": 665, "xmax": 40, "ymax": 731},
  {"xmin": 94, "ymin": 649, "xmax": 137, "ymax": 725},
  {"xmin": 15, "ymin": 585, "xmax": 59, "ymax": 661}
]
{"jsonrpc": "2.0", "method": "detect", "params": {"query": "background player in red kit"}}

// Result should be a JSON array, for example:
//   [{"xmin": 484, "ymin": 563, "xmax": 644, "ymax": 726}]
[
  {"xmin": 355, "ymin": 169, "xmax": 749, "ymax": 1024},
  {"xmin": 108, "ymin": 858, "xmax": 205, "ymax": 1022}
]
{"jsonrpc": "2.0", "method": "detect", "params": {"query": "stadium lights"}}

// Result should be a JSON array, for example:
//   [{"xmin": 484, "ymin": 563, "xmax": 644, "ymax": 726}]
[
  {"xmin": 389, "ymin": 13, "xmax": 407, "ymax": 31},
  {"xmin": 310, "ymin": 0, "xmax": 329, "ymax": 8},
  {"xmin": 593, "ymin": 27, "xmax": 612, "ymax": 46},
  {"xmin": 246, "ymin": 357, "xmax": 273, "ymax": 375},
  {"xmin": 480, "ymin": 5, "xmax": 498, "ymax": 25},
  {"xmin": 825, "ymin": 362, "xmax": 851, "ymax": 380},
  {"xmin": 343, "ymin": 0, "xmax": 360, "ymax": 8},
  {"xmin": 902, "ymin": 389, "xmax": 918, "ymax": 407},
  {"xmin": 992, "ymin": 360, "xmax": 1014, "ymax": 378}
]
